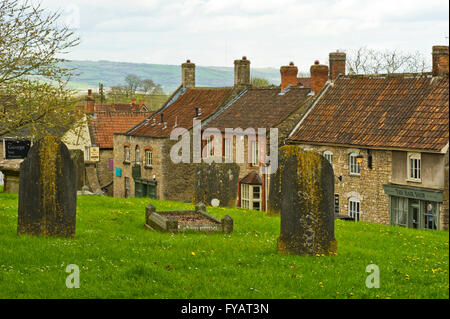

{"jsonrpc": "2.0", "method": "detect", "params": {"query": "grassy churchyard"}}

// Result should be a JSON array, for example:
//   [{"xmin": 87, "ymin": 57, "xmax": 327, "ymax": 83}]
[{"xmin": 0, "ymin": 192, "xmax": 448, "ymax": 299}]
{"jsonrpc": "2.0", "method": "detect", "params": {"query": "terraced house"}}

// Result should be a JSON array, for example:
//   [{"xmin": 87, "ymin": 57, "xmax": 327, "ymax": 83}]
[
  {"xmin": 200, "ymin": 58, "xmax": 333, "ymax": 210},
  {"xmin": 112, "ymin": 51, "xmax": 345, "ymax": 211},
  {"xmin": 113, "ymin": 59, "xmax": 245, "ymax": 200},
  {"xmin": 287, "ymin": 45, "xmax": 449, "ymax": 231}
]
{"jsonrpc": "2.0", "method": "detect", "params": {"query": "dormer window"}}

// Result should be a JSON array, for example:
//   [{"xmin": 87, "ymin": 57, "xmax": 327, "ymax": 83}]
[{"xmin": 407, "ymin": 153, "xmax": 421, "ymax": 182}]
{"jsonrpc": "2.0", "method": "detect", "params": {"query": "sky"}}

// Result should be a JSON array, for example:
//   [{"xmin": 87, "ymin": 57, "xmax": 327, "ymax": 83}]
[{"xmin": 39, "ymin": 0, "xmax": 449, "ymax": 72}]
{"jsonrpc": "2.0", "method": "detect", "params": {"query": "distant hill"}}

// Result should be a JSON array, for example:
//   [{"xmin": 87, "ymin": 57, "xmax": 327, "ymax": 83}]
[{"xmin": 64, "ymin": 60, "xmax": 283, "ymax": 94}]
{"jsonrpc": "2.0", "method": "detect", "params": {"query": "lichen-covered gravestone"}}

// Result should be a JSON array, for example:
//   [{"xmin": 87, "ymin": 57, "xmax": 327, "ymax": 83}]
[
  {"xmin": 193, "ymin": 162, "xmax": 240, "ymax": 207},
  {"xmin": 17, "ymin": 136, "xmax": 77, "ymax": 237},
  {"xmin": 272, "ymin": 146, "xmax": 337, "ymax": 256}
]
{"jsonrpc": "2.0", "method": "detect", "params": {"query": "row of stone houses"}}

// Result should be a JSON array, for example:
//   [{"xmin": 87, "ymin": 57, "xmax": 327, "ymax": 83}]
[
  {"xmin": 112, "ymin": 45, "xmax": 449, "ymax": 231},
  {"xmin": 111, "ymin": 54, "xmax": 334, "ymax": 205},
  {"xmin": 285, "ymin": 45, "xmax": 449, "ymax": 230}
]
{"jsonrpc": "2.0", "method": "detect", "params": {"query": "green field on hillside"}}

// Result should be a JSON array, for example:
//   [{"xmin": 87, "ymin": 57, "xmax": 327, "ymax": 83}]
[
  {"xmin": 0, "ymin": 192, "xmax": 448, "ymax": 299},
  {"xmin": 64, "ymin": 60, "xmax": 284, "ymax": 93}
]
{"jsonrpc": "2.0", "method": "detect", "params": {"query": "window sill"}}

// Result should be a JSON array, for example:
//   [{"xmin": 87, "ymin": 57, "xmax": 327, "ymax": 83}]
[
  {"xmin": 123, "ymin": 161, "xmax": 131, "ymax": 165},
  {"xmin": 406, "ymin": 178, "xmax": 421, "ymax": 183},
  {"xmin": 349, "ymin": 173, "xmax": 360, "ymax": 177},
  {"xmin": 144, "ymin": 165, "xmax": 153, "ymax": 169}
]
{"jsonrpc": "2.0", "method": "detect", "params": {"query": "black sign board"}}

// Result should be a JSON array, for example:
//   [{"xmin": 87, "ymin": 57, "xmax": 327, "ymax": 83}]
[{"xmin": 5, "ymin": 140, "xmax": 31, "ymax": 159}]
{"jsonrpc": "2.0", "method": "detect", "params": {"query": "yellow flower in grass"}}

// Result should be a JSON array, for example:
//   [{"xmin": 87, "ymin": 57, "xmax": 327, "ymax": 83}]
[{"xmin": 191, "ymin": 252, "xmax": 196, "ymax": 256}]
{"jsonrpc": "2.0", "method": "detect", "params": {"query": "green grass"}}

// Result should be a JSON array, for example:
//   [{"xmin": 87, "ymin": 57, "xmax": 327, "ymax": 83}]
[{"xmin": 0, "ymin": 192, "xmax": 448, "ymax": 299}]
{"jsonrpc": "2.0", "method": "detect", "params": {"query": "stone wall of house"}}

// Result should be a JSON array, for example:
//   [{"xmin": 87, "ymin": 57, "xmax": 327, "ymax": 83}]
[
  {"xmin": 0, "ymin": 140, "xmax": 4, "ymax": 159},
  {"xmin": 97, "ymin": 149, "xmax": 114, "ymax": 195},
  {"xmin": 113, "ymin": 134, "xmax": 166, "ymax": 199},
  {"xmin": 296, "ymin": 144, "xmax": 392, "ymax": 225}
]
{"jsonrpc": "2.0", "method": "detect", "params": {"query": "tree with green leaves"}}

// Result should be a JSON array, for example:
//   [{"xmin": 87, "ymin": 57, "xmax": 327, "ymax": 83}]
[
  {"xmin": 251, "ymin": 77, "xmax": 272, "ymax": 87},
  {"xmin": 0, "ymin": 0, "xmax": 80, "ymax": 140}
]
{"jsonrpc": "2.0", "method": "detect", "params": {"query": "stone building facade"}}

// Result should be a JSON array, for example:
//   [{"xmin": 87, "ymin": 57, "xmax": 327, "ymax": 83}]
[
  {"xmin": 288, "ymin": 45, "xmax": 449, "ymax": 230},
  {"xmin": 113, "ymin": 59, "xmax": 241, "ymax": 200}
]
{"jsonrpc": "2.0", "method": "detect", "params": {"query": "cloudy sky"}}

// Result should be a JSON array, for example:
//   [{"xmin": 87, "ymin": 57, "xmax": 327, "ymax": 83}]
[{"xmin": 40, "ymin": 0, "xmax": 449, "ymax": 72}]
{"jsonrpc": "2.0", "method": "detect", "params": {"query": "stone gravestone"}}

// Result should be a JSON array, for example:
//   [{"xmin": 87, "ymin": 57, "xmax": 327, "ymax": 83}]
[
  {"xmin": 69, "ymin": 149, "xmax": 85, "ymax": 191},
  {"xmin": 273, "ymin": 145, "xmax": 337, "ymax": 256},
  {"xmin": 193, "ymin": 162, "xmax": 240, "ymax": 207},
  {"xmin": 17, "ymin": 136, "xmax": 77, "ymax": 237}
]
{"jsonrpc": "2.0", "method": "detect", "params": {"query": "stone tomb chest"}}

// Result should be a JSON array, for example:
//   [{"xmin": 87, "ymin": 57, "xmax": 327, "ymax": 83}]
[{"xmin": 145, "ymin": 202, "xmax": 233, "ymax": 233}]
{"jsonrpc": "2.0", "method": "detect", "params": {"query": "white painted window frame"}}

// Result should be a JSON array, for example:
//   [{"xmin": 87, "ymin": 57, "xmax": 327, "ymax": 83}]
[
  {"xmin": 323, "ymin": 150, "xmax": 333, "ymax": 165},
  {"xmin": 241, "ymin": 184, "xmax": 262, "ymax": 211},
  {"xmin": 407, "ymin": 152, "xmax": 421, "ymax": 182},
  {"xmin": 349, "ymin": 153, "xmax": 361, "ymax": 175},
  {"xmin": 348, "ymin": 197, "xmax": 361, "ymax": 221}
]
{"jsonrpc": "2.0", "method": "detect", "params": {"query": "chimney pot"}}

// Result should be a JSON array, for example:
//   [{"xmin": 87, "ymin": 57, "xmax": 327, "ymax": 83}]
[
  {"xmin": 432, "ymin": 45, "xmax": 449, "ymax": 76},
  {"xmin": 314, "ymin": 60, "xmax": 320, "ymax": 65},
  {"xmin": 242, "ymin": 56, "xmax": 247, "ymax": 60}
]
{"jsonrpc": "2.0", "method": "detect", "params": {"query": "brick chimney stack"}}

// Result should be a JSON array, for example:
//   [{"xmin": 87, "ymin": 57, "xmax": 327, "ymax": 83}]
[
  {"xmin": 329, "ymin": 51, "xmax": 346, "ymax": 81},
  {"xmin": 310, "ymin": 61, "xmax": 329, "ymax": 95},
  {"xmin": 234, "ymin": 56, "xmax": 251, "ymax": 88},
  {"xmin": 182, "ymin": 59, "xmax": 195, "ymax": 88},
  {"xmin": 432, "ymin": 45, "xmax": 449, "ymax": 76},
  {"xmin": 85, "ymin": 89, "xmax": 95, "ymax": 113},
  {"xmin": 280, "ymin": 62, "xmax": 298, "ymax": 91}
]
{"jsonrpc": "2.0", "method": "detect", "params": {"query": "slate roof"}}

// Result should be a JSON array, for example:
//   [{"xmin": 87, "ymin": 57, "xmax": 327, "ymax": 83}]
[
  {"xmin": 240, "ymin": 171, "xmax": 263, "ymax": 185},
  {"xmin": 90, "ymin": 111, "xmax": 152, "ymax": 148},
  {"xmin": 127, "ymin": 87, "xmax": 234, "ymax": 137},
  {"xmin": 288, "ymin": 74, "xmax": 449, "ymax": 152},
  {"xmin": 203, "ymin": 86, "xmax": 313, "ymax": 132}
]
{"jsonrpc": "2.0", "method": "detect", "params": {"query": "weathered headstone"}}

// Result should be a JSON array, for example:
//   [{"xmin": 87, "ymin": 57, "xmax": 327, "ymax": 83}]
[
  {"xmin": 69, "ymin": 149, "xmax": 85, "ymax": 191},
  {"xmin": 272, "ymin": 146, "xmax": 337, "ymax": 256},
  {"xmin": 17, "ymin": 136, "xmax": 77, "ymax": 237},
  {"xmin": 193, "ymin": 162, "xmax": 240, "ymax": 207}
]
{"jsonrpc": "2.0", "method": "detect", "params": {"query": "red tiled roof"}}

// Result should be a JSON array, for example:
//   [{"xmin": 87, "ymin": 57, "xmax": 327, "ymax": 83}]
[
  {"xmin": 204, "ymin": 86, "xmax": 312, "ymax": 131},
  {"xmin": 128, "ymin": 87, "xmax": 234, "ymax": 137},
  {"xmin": 289, "ymin": 74, "xmax": 449, "ymax": 151},
  {"xmin": 92, "ymin": 104, "xmax": 148, "ymax": 112},
  {"xmin": 90, "ymin": 111, "xmax": 152, "ymax": 148}
]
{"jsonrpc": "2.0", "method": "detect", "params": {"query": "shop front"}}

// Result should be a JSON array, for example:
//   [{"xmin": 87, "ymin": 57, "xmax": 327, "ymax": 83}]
[{"xmin": 383, "ymin": 184, "xmax": 443, "ymax": 230}]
